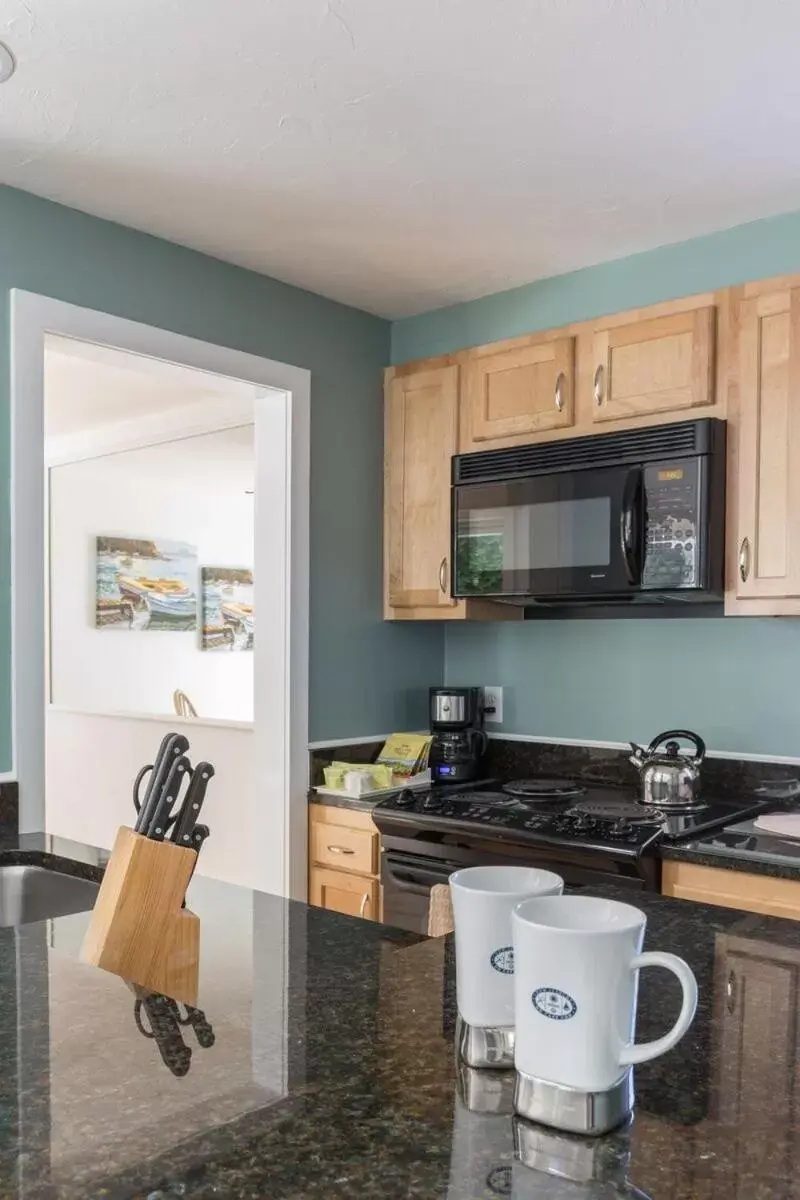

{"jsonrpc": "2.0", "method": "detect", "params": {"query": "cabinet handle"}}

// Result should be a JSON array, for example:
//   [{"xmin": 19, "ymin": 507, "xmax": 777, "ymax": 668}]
[
  {"xmin": 439, "ymin": 556, "xmax": 448, "ymax": 594},
  {"xmin": 327, "ymin": 844, "xmax": 355, "ymax": 855},
  {"xmin": 359, "ymin": 892, "xmax": 370, "ymax": 918},
  {"xmin": 594, "ymin": 365, "xmax": 605, "ymax": 406},
  {"xmin": 554, "ymin": 372, "xmax": 566, "ymax": 412},
  {"xmin": 738, "ymin": 537, "xmax": 751, "ymax": 583},
  {"xmin": 726, "ymin": 969, "xmax": 736, "ymax": 1014}
]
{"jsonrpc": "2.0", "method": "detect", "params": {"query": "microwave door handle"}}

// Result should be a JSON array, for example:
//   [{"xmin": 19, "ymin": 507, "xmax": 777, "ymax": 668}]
[{"xmin": 620, "ymin": 468, "xmax": 643, "ymax": 585}]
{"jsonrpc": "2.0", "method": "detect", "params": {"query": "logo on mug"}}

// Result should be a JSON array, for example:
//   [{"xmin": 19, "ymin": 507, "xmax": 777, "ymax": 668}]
[
  {"xmin": 490, "ymin": 946, "xmax": 514, "ymax": 974},
  {"xmin": 532, "ymin": 986, "xmax": 577, "ymax": 1020},
  {"xmin": 485, "ymin": 1165, "xmax": 512, "ymax": 1196}
]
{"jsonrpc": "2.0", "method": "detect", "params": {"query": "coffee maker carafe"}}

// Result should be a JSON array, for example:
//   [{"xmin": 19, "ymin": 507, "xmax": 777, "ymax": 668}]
[{"xmin": 430, "ymin": 687, "xmax": 487, "ymax": 784}]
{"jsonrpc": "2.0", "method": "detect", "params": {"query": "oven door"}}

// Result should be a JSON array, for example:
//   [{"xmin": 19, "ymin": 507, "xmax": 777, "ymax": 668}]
[
  {"xmin": 380, "ymin": 842, "xmax": 656, "ymax": 934},
  {"xmin": 381, "ymin": 851, "xmax": 464, "ymax": 936},
  {"xmin": 453, "ymin": 465, "xmax": 643, "ymax": 599}
]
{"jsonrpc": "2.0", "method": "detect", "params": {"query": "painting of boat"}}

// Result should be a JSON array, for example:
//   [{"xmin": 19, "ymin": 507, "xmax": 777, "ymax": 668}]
[
  {"xmin": 201, "ymin": 566, "xmax": 254, "ymax": 651},
  {"xmin": 96, "ymin": 536, "xmax": 198, "ymax": 631}
]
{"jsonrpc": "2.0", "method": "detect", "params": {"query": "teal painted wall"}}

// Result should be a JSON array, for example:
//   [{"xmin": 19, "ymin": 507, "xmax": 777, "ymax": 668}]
[
  {"xmin": 391, "ymin": 208, "xmax": 800, "ymax": 363},
  {"xmin": 445, "ymin": 620, "xmax": 800, "ymax": 757},
  {"xmin": 0, "ymin": 185, "xmax": 442, "ymax": 771},
  {"xmin": 392, "ymin": 207, "xmax": 800, "ymax": 757}
]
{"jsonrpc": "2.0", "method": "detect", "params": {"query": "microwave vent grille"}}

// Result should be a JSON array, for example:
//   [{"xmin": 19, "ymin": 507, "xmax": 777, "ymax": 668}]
[{"xmin": 454, "ymin": 420, "xmax": 708, "ymax": 484}]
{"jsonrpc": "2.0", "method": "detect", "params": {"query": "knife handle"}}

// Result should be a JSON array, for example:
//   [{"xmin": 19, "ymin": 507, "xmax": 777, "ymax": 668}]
[{"xmin": 147, "ymin": 756, "xmax": 190, "ymax": 841}]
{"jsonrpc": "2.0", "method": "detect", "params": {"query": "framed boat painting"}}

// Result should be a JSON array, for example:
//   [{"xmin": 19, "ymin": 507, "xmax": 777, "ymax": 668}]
[
  {"xmin": 95, "ymin": 536, "xmax": 198, "ymax": 631},
  {"xmin": 201, "ymin": 567, "xmax": 254, "ymax": 651}
]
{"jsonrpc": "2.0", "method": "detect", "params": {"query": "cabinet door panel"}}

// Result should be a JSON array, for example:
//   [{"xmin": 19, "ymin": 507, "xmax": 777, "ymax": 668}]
[
  {"xmin": 592, "ymin": 307, "xmax": 715, "ymax": 423},
  {"xmin": 309, "ymin": 869, "xmax": 380, "ymax": 921},
  {"xmin": 385, "ymin": 366, "xmax": 458, "ymax": 609},
  {"xmin": 465, "ymin": 337, "xmax": 575, "ymax": 441},
  {"xmin": 736, "ymin": 288, "xmax": 800, "ymax": 598}
]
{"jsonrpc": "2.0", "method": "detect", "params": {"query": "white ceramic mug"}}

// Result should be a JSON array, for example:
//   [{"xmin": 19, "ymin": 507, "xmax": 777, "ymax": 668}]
[
  {"xmin": 512, "ymin": 894, "xmax": 698, "ymax": 1093},
  {"xmin": 449, "ymin": 866, "xmax": 564, "ymax": 1030}
]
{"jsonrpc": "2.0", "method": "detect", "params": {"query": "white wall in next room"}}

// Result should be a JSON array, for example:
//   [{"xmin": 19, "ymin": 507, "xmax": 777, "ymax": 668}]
[{"xmin": 48, "ymin": 425, "xmax": 255, "ymax": 721}]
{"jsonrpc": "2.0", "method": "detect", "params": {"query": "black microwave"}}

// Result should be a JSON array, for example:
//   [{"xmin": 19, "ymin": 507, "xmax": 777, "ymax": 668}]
[{"xmin": 452, "ymin": 419, "xmax": 726, "ymax": 604}]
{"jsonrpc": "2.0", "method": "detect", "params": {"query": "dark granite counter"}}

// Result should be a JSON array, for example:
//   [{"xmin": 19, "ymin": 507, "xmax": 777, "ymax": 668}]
[
  {"xmin": 308, "ymin": 790, "xmax": 384, "ymax": 813},
  {"xmin": 660, "ymin": 837, "xmax": 800, "ymax": 881},
  {"xmin": 4, "ymin": 835, "xmax": 800, "ymax": 1197}
]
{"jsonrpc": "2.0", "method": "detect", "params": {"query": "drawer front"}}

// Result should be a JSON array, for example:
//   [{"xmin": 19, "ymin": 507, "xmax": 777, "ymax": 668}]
[
  {"xmin": 309, "ymin": 869, "xmax": 380, "ymax": 921},
  {"xmin": 311, "ymin": 822, "xmax": 378, "ymax": 875}
]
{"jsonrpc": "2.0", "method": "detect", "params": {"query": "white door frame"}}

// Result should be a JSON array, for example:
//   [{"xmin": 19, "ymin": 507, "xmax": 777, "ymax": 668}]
[{"xmin": 9, "ymin": 290, "xmax": 311, "ymax": 901}]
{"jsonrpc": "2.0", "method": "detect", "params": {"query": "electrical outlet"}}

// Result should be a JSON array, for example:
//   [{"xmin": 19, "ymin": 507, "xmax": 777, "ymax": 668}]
[{"xmin": 483, "ymin": 686, "xmax": 503, "ymax": 724}]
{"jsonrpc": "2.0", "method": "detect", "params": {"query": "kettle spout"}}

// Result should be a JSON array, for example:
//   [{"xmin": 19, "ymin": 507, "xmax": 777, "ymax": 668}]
[{"xmin": 629, "ymin": 742, "xmax": 646, "ymax": 769}]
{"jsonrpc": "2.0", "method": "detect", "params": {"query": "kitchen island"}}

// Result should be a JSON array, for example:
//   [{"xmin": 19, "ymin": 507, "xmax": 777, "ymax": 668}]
[{"xmin": 2, "ymin": 835, "xmax": 800, "ymax": 1197}]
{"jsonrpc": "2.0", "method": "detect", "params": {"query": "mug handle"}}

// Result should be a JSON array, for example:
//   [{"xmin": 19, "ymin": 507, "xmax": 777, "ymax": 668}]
[{"xmin": 618, "ymin": 951, "xmax": 698, "ymax": 1067}]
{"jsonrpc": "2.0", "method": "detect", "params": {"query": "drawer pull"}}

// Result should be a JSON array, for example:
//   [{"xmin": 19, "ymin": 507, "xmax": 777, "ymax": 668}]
[
  {"xmin": 327, "ymin": 844, "xmax": 355, "ymax": 855},
  {"xmin": 360, "ymin": 892, "xmax": 371, "ymax": 918},
  {"xmin": 439, "ymin": 556, "xmax": 448, "ymax": 594}
]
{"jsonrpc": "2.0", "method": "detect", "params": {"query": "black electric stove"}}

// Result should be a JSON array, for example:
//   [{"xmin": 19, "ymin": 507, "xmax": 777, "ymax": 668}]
[{"xmin": 372, "ymin": 777, "xmax": 776, "ymax": 934}]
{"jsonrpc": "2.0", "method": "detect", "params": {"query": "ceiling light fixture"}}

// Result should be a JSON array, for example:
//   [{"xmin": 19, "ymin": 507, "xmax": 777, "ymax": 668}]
[{"xmin": 0, "ymin": 42, "xmax": 16, "ymax": 83}]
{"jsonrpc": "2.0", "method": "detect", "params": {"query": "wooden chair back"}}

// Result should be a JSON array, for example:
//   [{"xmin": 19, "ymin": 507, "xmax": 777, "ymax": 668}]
[{"xmin": 173, "ymin": 689, "xmax": 198, "ymax": 718}]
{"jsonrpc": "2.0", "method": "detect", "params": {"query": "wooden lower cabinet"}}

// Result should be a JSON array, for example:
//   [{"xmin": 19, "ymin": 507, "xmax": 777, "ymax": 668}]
[
  {"xmin": 308, "ymin": 803, "xmax": 382, "ymax": 922},
  {"xmin": 662, "ymin": 859, "xmax": 800, "ymax": 920},
  {"xmin": 309, "ymin": 869, "xmax": 380, "ymax": 920}
]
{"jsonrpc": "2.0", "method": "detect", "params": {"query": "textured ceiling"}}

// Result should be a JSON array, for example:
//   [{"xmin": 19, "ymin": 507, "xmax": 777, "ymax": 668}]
[{"xmin": 4, "ymin": 0, "xmax": 800, "ymax": 317}]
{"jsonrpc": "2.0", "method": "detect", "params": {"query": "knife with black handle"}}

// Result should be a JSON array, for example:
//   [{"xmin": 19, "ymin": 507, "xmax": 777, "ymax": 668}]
[
  {"xmin": 146, "ymin": 754, "xmax": 191, "ymax": 841},
  {"xmin": 171, "ymin": 762, "xmax": 215, "ymax": 846},
  {"xmin": 134, "ymin": 733, "xmax": 190, "ymax": 834}
]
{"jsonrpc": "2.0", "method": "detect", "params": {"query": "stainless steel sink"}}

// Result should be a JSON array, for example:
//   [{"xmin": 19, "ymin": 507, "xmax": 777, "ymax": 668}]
[{"xmin": 0, "ymin": 865, "xmax": 99, "ymax": 927}]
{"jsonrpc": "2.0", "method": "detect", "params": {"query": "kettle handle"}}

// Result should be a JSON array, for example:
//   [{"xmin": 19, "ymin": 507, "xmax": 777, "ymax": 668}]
[{"xmin": 647, "ymin": 730, "xmax": 706, "ymax": 766}]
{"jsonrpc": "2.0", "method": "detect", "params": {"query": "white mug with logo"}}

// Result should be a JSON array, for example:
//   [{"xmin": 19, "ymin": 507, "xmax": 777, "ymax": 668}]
[
  {"xmin": 511, "ymin": 894, "xmax": 698, "ymax": 1134},
  {"xmin": 449, "ymin": 866, "xmax": 564, "ymax": 1068}
]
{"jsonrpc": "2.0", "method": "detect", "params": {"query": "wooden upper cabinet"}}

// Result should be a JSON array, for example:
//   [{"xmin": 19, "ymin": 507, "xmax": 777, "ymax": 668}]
[
  {"xmin": 591, "ymin": 306, "xmax": 716, "ymax": 424},
  {"xmin": 464, "ymin": 336, "xmax": 575, "ymax": 443},
  {"xmin": 735, "ymin": 287, "xmax": 800, "ymax": 600},
  {"xmin": 384, "ymin": 365, "xmax": 458, "ymax": 611}
]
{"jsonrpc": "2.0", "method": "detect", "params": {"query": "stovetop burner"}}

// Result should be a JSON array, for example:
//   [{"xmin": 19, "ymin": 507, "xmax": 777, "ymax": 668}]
[
  {"xmin": 503, "ymin": 778, "xmax": 586, "ymax": 800},
  {"xmin": 569, "ymin": 797, "xmax": 663, "ymax": 823}
]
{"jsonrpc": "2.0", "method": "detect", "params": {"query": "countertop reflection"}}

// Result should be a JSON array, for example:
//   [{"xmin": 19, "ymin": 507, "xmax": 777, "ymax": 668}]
[{"xmin": 1, "ymin": 836, "xmax": 800, "ymax": 1196}]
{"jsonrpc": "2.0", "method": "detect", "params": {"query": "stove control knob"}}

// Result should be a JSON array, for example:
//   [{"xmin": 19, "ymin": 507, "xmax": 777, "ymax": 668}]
[
  {"xmin": 421, "ymin": 794, "xmax": 442, "ymax": 812},
  {"xmin": 574, "ymin": 814, "xmax": 593, "ymax": 831},
  {"xmin": 611, "ymin": 818, "xmax": 632, "ymax": 836},
  {"xmin": 394, "ymin": 789, "xmax": 417, "ymax": 809}
]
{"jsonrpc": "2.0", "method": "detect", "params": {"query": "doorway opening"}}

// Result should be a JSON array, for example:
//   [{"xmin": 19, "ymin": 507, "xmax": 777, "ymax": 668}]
[{"xmin": 11, "ymin": 292, "xmax": 310, "ymax": 899}]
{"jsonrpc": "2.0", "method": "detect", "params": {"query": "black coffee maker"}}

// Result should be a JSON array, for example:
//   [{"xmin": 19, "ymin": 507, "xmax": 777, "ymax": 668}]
[{"xmin": 429, "ymin": 687, "xmax": 487, "ymax": 784}]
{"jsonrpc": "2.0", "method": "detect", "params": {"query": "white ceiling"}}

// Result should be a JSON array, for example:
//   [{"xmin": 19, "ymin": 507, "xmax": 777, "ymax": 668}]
[
  {"xmin": 4, "ymin": 1, "xmax": 800, "ymax": 317},
  {"xmin": 44, "ymin": 335, "xmax": 257, "ymax": 438},
  {"xmin": 63, "ymin": 424, "xmax": 256, "ymax": 491}
]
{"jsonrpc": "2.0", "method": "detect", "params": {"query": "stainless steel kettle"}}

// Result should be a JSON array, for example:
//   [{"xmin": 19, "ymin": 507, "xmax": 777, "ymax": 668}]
[{"xmin": 629, "ymin": 730, "xmax": 706, "ymax": 807}]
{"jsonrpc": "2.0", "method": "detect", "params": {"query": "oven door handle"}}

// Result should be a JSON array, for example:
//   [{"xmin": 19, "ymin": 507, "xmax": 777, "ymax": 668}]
[
  {"xmin": 620, "ymin": 467, "xmax": 643, "ymax": 585},
  {"xmin": 382, "ymin": 853, "xmax": 463, "ymax": 891}
]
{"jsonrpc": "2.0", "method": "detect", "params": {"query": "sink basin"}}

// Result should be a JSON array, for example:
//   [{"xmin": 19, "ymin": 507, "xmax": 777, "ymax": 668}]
[{"xmin": 0, "ymin": 865, "xmax": 99, "ymax": 927}]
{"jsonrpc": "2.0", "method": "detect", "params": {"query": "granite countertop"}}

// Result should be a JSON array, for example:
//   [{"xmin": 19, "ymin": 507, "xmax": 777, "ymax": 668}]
[
  {"xmin": 308, "ymin": 790, "xmax": 385, "ymax": 813},
  {"xmin": 659, "ymin": 837, "xmax": 800, "ymax": 881},
  {"xmin": 2, "ymin": 835, "xmax": 800, "ymax": 1196}
]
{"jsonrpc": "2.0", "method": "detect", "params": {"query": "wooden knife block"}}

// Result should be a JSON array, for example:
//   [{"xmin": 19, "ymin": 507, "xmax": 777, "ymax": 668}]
[{"xmin": 81, "ymin": 826, "xmax": 200, "ymax": 1004}]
